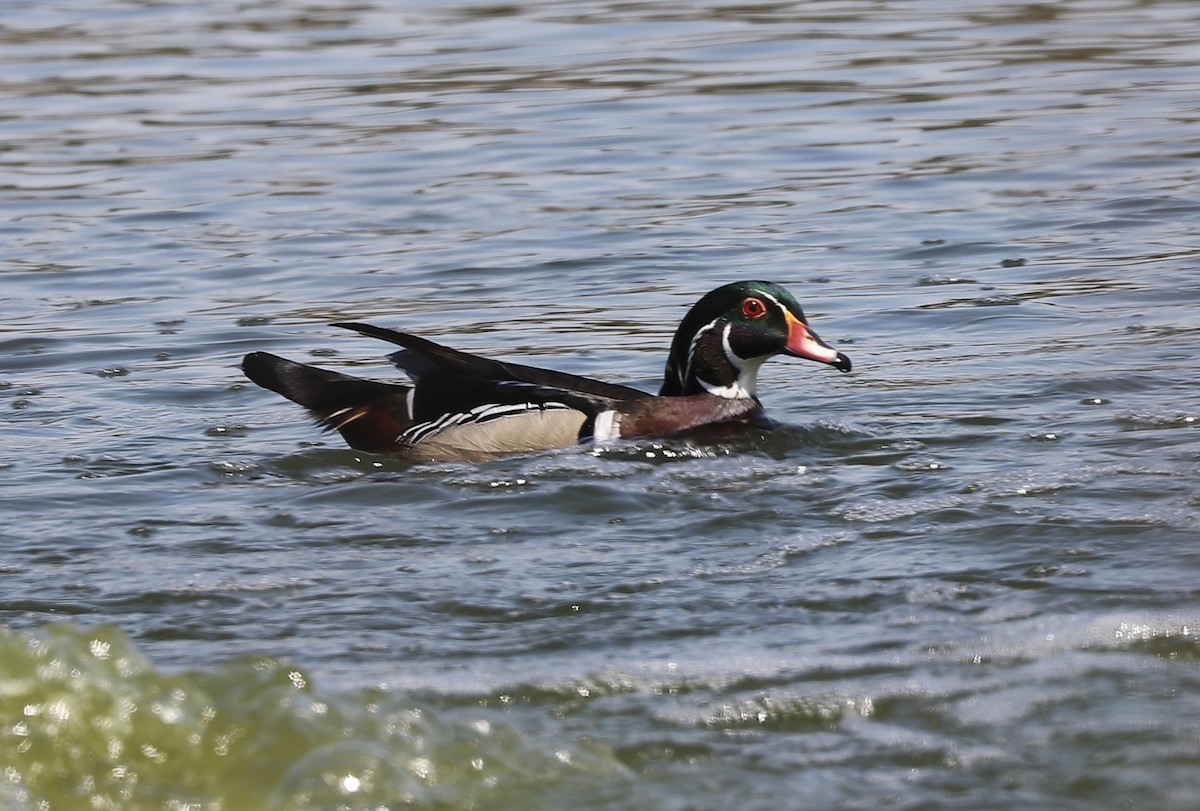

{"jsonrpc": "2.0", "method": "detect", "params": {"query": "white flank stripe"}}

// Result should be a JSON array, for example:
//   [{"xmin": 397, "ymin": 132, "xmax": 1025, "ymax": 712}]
[
  {"xmin": 399, "ymin": 401, "xmax": 571, "ymax": 446},
  {"xmin": 592, "ymin": 410, "xmax": 622, "ymax": 442}
]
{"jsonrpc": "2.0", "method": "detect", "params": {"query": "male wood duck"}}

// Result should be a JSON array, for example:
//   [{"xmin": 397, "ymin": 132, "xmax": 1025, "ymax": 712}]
[{"xmin": 241, "ymin": 281, "xmax": 851, "ymax": 461}]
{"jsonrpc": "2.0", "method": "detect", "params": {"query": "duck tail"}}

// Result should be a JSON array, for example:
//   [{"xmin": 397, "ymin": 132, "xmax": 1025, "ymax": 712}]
[{"xmin": 241, "ymin": 352, "xmax": 413, "ymax": 452}]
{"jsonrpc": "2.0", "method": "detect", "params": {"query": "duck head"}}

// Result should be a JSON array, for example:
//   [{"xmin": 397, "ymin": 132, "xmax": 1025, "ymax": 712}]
[{"xmin": 659, "ymin": 281, "xmax": 852, "ymax": 398}]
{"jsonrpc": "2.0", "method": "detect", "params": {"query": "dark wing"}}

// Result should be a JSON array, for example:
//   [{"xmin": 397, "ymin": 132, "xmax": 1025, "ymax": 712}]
[
  {"xmin": 243, "ymin": 351, "xmax": 623, "ymax": 455},
  {"xmin": 401, "ymin": 375, "xmax": 620, "ymax": 446},
  {"xmin": 241, "ymin": 352, "xmax": 413, "ymax": 453},
  {"xmin": 334, "ymin": 322, "xmax": 650, "ymax": 403}
]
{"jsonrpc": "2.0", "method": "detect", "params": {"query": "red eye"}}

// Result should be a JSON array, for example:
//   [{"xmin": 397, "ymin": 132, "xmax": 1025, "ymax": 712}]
[{"xmin": 741, "ymin": 297, "xmax": 767, "ymax": 319}]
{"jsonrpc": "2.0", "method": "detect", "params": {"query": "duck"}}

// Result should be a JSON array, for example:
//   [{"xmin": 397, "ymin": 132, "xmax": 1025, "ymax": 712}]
[{"xmin": 241, "ymin": 281, "xmax": 851, "ymax": 461}]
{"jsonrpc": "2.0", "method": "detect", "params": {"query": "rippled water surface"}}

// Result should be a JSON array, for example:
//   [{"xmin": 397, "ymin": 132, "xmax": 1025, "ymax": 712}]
[{"xmin": 3, "ymin": 1, "xmax": 1199, "ymax": 808}]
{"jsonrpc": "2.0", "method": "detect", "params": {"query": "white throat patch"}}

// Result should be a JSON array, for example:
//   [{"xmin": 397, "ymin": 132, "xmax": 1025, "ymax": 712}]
[{"xmin": 693, "ymin": 323, "xmax": 764, "ymax": 400}]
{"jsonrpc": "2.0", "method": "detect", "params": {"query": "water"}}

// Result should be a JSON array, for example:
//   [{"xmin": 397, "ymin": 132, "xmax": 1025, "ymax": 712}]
[{"xmin": 3, "ymin": 0, "xmax": 1199, "ymax": 808}]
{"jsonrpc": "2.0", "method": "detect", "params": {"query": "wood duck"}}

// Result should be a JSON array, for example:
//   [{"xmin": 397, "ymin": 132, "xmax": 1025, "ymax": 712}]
[{"xmin": 241, "ymin": 281, "xmax": 851, "ymax": 461}]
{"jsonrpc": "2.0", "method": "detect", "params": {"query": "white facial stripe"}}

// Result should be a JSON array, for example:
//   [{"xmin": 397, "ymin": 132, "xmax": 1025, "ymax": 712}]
[
  {"xmin": 689, "ymin": 321, "xmax": 764, "ymax": 400},
  {"xmin": 720, "ymin": 322, "xmax": 742, "ymax": 370},
  {"xmin": 757, "ymin": 290, "xmax": 789, "ymax": 316},
  {"xmin": 684, "ymin": 317, "xmax": 722, "ymax": 386},
  {"xmin": 685, "ymin": 293, "xmax": 796, "ymax": 399}
]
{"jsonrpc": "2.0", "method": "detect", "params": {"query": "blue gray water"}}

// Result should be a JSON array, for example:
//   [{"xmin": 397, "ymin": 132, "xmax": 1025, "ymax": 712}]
[{"xmin": 2, "ymin": 1, "xmax": 1199, "ymax": 809}]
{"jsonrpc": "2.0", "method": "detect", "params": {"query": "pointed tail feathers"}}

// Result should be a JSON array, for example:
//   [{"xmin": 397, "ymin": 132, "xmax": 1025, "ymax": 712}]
[{"xmin": 241, "ymin": 352, "xmax": 413, "ymax": 453}]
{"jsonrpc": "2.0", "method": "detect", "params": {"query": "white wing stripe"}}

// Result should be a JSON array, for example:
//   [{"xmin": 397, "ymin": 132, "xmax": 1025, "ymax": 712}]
[{"xmin": 399, "ymin": 401, "xmax": 572, "ymax": 446}]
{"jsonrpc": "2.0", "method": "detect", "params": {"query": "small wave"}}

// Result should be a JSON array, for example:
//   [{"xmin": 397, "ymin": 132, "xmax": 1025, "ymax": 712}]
[{"xmin": 0, "ymin": 622, "xmax": 628, "ymax": 811}]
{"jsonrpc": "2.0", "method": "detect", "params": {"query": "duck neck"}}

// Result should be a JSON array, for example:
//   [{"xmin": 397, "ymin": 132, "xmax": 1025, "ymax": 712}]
[{"xmin": 660, "ymin": 321, "xmax": 760, "ymax": 399}]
